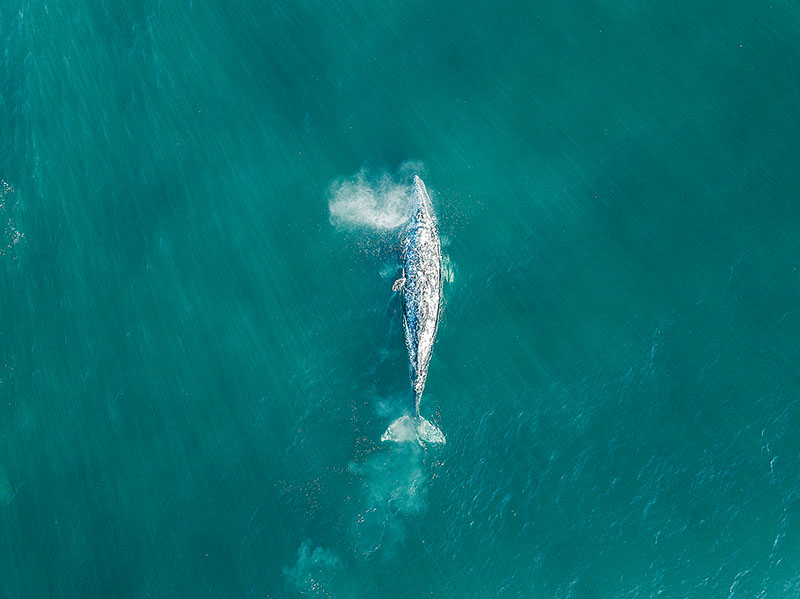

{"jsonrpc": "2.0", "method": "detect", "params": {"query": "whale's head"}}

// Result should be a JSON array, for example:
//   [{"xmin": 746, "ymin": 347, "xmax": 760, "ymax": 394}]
[{"xmin": 411, "ymin": 176, "xmax": 435, "ymax": 225}]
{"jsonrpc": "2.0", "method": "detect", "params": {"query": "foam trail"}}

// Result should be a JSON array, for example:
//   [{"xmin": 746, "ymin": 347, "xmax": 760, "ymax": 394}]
[
  {"xmin": 328, "ymin": 162, "xmax": 423, "ymax": 231},
  {"xmin": 349, "ymin": 442, "xmax": 428, "ymax": 560},
  {"xmin": 282, "ymin": 539, "xmax": 340, "ymax": 595}
]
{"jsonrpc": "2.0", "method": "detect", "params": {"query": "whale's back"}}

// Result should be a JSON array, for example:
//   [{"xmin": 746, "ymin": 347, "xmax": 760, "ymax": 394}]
[{"xmin": 402, "ymin": 177, "xmax": 442, "ymax": 406}]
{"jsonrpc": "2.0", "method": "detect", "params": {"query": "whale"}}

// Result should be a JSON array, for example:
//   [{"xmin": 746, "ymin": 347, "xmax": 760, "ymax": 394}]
[{"xmin": 382, "ymin": 176, "xmax": 446, "ymax": 445}]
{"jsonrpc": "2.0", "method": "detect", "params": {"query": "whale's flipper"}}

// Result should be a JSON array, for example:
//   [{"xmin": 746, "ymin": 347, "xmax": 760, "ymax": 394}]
[
  {"xmin": 381, "ymin": 414, "xmax": 446, "ymax": 445},
  {"xmin": 392, "ymin": 277, "xmax": 405, "ymax": 292}
]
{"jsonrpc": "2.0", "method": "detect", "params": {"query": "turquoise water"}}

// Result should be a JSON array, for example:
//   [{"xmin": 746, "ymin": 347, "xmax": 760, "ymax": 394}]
[{"xmin": 2, "ymin": 1, "xmax": 800, "ymax": 596}]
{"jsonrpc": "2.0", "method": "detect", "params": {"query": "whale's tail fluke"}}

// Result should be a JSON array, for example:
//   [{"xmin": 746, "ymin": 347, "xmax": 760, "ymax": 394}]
[{"xmin": 381, "ymin": 414, "xmax": 446, "ymax": 445}]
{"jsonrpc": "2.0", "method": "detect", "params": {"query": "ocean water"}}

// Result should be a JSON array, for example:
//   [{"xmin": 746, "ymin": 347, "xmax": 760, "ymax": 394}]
[{"xmin": 2, "ymin": 1, "xmax": 800, "ymax": 597}]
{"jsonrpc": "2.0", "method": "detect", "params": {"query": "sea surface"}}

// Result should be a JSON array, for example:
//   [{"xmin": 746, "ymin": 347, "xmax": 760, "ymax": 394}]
[{"xmin": 2, "ymin": 1, "xmax": 800, "ymax": 597}]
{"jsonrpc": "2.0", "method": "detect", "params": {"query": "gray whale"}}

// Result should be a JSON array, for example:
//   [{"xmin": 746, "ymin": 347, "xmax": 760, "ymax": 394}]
[{"xmin": 382, "ymin": 176, "xmax": 446, "ymax": 445}]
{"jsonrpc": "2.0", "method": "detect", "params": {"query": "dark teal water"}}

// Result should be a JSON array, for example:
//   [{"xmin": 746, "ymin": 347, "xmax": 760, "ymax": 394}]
[{"xmin": 3, "ymin": 1, "xmax": 800, "ymax": 597}]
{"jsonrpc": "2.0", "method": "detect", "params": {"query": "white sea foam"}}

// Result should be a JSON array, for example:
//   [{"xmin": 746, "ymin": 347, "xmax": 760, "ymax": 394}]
[
  {"xmin": 378, "ymin": 259, "xmax": 401, "ymax": 279},
  {"xmin": 282, "ymin": 539, "xmax": 340, "ymax": 595},
  {"xmin": 442, "ymin": 254, "xmax": 456, "ymax": 283},
  {"xmin": 349, "ymin": 441, "xmax": 428, "ymax": 560},
  {"xmin": 328, "ymin": 162, "xmax": 424, "ymax": 231}
]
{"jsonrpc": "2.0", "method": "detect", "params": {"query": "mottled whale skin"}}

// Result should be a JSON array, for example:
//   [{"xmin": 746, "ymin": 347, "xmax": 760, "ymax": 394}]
[{"xmin": 382, "ymin": 176, "xmax": 445, "ymax": 445}]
